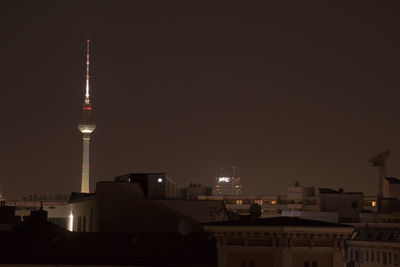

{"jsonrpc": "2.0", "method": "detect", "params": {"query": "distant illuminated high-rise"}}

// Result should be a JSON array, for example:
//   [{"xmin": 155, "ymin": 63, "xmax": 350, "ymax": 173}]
[
  {"xmin": 77, "ymin": 40, "xmax": 96, "ymax": 193},
  {"xmin": 214, "ymin": 166, "xmax": 242, "ymax": 195}
]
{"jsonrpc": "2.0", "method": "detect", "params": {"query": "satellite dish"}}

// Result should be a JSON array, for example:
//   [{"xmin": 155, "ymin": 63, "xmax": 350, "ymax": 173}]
[
  {"xmin": 178, "ymin": 220, "xmax": 192, "ymax": 236},
  {"xmin": 249, "ymin": 203, "xmax": 262, "ymax": 220}
]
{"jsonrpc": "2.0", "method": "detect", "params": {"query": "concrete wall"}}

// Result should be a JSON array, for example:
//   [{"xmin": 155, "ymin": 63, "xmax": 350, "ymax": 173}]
[
  {"xmin": 147, "ymin": 174, "xmax": 167, "ymax": 199},
  {"xmin": 69, "ymin": 198, "xmax": 98, "ymax": 232},
  {"xmin": 69, "ymin": 182, "xmax": 227, "ymax": 233},
  {"xmin": 218, "ymin": 246, "xmax": 340, "ymax": 267},
  {"xmin": 288, "ymin": 186, "xmax": 314, "ymax": 202},
  {"xmin": 185, "ymin": 184, "xmax": 212, "ymax": 200},
  {"xmin": 319, "ymin": 193, "xmax": 363, "ymax": 222},
  {"xmin": 282, "ymin": 210, "xmax": 339, "ymax": 223},
  {"xmin": 227, "ymin": 251, "xmax": 273, "ymax": 267},
  {"xmin": 156, "ymin": 200, "xmax": 227, "ymax": 223},
  {"xmin": 292, "ymin": 251, "xmax": 333, "ymax": 267},
  {"xmin": 383, "ymin": 179, "xmax": 400, "ymax": 199},
  {"xmin": 346, "ymin": 241, "xmax": 400, "ymax": 267}
]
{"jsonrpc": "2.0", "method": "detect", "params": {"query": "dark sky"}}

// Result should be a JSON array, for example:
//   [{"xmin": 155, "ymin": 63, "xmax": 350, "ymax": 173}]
[{"xmin": 1, "ymin": 1, "xmax": 400, "ymax": 199}]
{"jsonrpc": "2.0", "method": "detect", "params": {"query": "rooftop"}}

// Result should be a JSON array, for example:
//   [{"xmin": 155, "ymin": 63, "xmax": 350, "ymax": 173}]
[
  {"xmin": 204, "ymin": 216, "xmax": 353, "ymax": 228},
  {"xmin": 385, "ymin": 177, "xmax": 400, "ymax": 184},
  {"xmin": 349, "ymin": 225, "xmax": 400, "ymax": 243},
  {"xmin": 318, "ymin": 188, "xmax": 363, "ymax": 195},
  {"xmin": 0, "ymin": 219, "xmax": 216, "ymax": 266}
]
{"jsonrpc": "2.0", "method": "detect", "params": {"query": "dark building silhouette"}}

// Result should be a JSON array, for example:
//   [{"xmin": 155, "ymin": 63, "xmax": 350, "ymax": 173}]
[{"xmin": 0, "ymin": 200, "xmax": 217, "ymax": 266}]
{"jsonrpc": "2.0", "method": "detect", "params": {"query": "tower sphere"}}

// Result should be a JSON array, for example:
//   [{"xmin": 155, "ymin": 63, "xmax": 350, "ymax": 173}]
[{"xmin": 78, "ymin": 103, "xmax": 96, "ymax": 134}]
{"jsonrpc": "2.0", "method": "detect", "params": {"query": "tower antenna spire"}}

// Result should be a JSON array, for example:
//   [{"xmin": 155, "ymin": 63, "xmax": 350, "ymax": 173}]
[{"xmin": 85, "ymin": 40, "xmax": 90, "ymax": 104}]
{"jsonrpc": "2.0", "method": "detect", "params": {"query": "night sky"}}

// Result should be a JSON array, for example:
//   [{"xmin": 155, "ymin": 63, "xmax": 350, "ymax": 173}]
[{"xmin": 1, "ymin": 1, "xmax": 400, "ymax": 199}]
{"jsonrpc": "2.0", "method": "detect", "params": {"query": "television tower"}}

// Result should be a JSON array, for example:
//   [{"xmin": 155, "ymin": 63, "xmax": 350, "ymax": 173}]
[{"xmin": 77, "ymin": 40, "xmax": 96, "ymax": 193}]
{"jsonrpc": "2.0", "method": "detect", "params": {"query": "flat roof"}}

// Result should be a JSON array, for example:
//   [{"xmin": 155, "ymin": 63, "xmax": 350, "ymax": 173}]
[{"xmin": 204, "ymin": 216, "xmax": 353, "ymax": 228}]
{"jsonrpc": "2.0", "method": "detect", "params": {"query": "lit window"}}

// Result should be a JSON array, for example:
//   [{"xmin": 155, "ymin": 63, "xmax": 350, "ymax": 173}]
[
  {"xmin": 157, "ymin": 178, "xmax": 163, "ymax": 183},
  {"xmin": 236, "ymin": 200, "xmax": 243, "ymax": 205},
  {"xmin": 218, "ymin": 177, "xmax": 230, "ymax": 183},
  {"xmin": 372, "ymin": 201, "xmax": 376, "ymax": 207},
  {"xmin": 271, "ymin": 200, "xmax": 277, "ymax": 205}
]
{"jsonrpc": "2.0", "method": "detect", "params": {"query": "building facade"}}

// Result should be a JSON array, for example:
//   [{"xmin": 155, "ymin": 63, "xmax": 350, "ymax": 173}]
[
  {"xmin": 214, "ymin": 166, "xmax": 242, "ymax": 195},
  {"xmin": 318, "ymin": 189, "xmax": 364, "ymax": 223},
  {"xmin": 183, "ymin": 183, "xmax": 212, "ymax": 200},
  {"xmin": 345, "ymin": 224, "xmax": 400, "ymax": 266},
  {"xmin": 68, "ymin": 174, "xmax": 228, "ymax": 233},
  {"xmin": 204, "ymin": 217, "xmax": 354, "ymax": 267},
  {"xmin": 201, "ymin": 186, "xmax": 371, "ymax": 223}
]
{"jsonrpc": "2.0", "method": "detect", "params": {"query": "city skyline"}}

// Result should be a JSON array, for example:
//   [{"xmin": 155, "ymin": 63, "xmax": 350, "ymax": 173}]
[{"xmin": 1, "ymin": 1, "xmax": 400, "ymax": 198}]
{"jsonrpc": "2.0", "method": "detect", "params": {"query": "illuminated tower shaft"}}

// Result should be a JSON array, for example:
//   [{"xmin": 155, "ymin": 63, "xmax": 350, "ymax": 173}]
[
  {"xmin": 80, "ymin": 134, "xmax": 91, "ymax": 192},
  {"xmin": 78, "ymin": 40, "xmax": 96, "ymax": 193}
]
